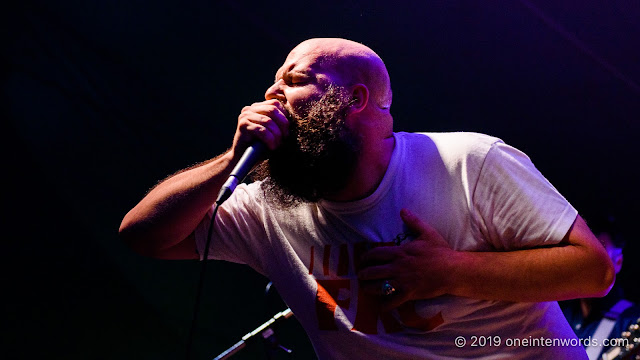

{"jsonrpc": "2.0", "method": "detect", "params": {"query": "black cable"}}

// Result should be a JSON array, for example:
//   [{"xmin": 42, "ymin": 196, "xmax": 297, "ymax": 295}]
[
  {"xmin": 185, "ymin": 144, "xmax": 266, "ymax": 359},
  {"xmin": 186, "ymin": 202, "xmax": 221, "ymax": 360}
]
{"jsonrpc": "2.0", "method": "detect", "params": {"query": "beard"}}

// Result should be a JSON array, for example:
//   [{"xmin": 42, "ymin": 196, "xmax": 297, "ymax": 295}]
[{"xmin": 252, "ymin": 84, "xmax": 362, "ymax": 207}]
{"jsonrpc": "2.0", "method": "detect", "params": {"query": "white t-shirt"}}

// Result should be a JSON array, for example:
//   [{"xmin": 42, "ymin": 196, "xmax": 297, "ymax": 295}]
[{"xmin": 196, "ymin": 132, "xmax": 587, "ymax": 359}]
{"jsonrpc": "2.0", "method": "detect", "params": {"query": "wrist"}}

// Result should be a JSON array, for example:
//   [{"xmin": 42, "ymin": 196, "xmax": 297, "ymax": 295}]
[
  {"xmin": 444, "ymin": 250, "xmax": 469, "ymax": 297},
  {"xmin": 221, "ymin": 148, "xmax": 236, "ymax": 165}
]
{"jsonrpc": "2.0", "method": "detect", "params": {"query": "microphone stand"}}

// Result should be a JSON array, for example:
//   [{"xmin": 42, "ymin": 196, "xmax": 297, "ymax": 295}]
[{"xmin": 213, "ymin": 308, "xmax": 294, "ymax": 360}]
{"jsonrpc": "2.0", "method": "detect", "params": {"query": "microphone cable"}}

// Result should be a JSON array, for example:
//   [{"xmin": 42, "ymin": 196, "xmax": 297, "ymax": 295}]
[
  {"xmin": 185, "ymin": 142, "xmax": 266, "ymax": 359},
  {"xmin": 185, "ymin": 201, "xmax": 221, "ymax": 360}
]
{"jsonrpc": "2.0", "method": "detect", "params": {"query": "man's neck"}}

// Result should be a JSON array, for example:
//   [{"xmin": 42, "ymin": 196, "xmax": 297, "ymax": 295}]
[{"xmin": 324, "ymin": 133, "xmax": 395, "ymax": 202}]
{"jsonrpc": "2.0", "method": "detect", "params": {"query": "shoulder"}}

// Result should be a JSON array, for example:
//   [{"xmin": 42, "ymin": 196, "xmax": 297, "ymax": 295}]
[
  {"xmin": 397, "ymin": 131, "xmax": 502, "ymax": 158},
  {"xmin": 395, "ymin": 131, "xmax": 504, "ymax": 173},
  {"xmin": 220, "ymin": 180, "xmax": 265, "ymax": 213},
  {"xmin": 619, "ymin": 302, "xmax": 640, "ymax": 322}
]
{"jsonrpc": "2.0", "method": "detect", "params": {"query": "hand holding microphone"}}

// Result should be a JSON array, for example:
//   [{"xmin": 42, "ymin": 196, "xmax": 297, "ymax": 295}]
[
  {"xmin": 216, "ymin": 141, "xmax": 267, "ymax": 204},
  {"xmin": 216, "ymin": 100, "xmax": 290, "ymax": 204}
]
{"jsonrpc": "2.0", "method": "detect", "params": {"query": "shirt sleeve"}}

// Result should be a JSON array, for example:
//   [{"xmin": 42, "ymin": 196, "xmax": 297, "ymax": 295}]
[
  {"xmin": 471, "ymin": 141, "xmax": 578, "ymax": 250},
  {"xmin": 194, "ymin": 183, "xmax": 267, "ymax": 274}
]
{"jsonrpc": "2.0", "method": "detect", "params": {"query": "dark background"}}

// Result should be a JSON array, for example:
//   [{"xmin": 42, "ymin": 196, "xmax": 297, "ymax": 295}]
[{"xmin": 4, "ymin": 1, "xmax": 639, "ymax": 359}]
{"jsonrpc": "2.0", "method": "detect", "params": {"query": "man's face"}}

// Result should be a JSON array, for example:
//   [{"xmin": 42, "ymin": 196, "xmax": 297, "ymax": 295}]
[
  {"xmin": 265, "ymin": 46, "xmax": 344, "ymax": 116},
  {"xmin": 254, "ymin": 82, "xmax": 360, "ymax": 206},
  {"xmin": 598, "ymin": 232, "xmax": 623, "ymax": 274}
]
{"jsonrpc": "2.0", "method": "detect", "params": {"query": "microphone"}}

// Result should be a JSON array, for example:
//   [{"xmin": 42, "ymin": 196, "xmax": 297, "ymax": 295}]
[{"xmin": 216, "ymin": 142, "xmax": 267, "ymax": 205}]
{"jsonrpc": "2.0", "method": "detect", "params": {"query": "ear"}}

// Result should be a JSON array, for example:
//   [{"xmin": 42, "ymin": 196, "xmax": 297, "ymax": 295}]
[
  {"xmin": 613, "ymin": 253, "xmax": 623, "ymax": 274},
  {"xmin": 348, "ymin": 84, "xmax": 369, "ymax": 114}
]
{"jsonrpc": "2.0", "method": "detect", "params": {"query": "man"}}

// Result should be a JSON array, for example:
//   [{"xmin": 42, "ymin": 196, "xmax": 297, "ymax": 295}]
[
  {"xmin": 561, "ymin": 218, "xmax": 640, "ymax": 360},
  {"xmin": 120, "ymin": 38, "xmax": 615, "ymax": 359}
]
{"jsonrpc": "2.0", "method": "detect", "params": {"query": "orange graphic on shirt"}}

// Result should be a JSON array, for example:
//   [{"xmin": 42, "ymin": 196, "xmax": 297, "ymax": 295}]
[{"xmin": 311, "ymin": 243, "xmax": 444, "ymax": 334}]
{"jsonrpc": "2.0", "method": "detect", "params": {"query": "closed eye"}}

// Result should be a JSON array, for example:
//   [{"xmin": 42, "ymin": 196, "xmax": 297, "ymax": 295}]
[
  {"xmin": 285, "ymin": 75, "xmax": 309, "ymax": 86},
  {"xmin": 282, "ymin": 71, "xmax": 312, "ymax": 86},
  {"xmin": 290, "ymin": 77, "xmax": 309, "ymax": 85}
]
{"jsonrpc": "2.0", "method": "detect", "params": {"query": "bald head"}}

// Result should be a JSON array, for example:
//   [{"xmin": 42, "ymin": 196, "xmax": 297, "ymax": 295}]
[
  {"xmin": 288, "ymin": 38, "xmax": 392, "ymax": 110},
  {"xmin": 262, "ymin": 38, "xmax": 395, "ymax": 203}
]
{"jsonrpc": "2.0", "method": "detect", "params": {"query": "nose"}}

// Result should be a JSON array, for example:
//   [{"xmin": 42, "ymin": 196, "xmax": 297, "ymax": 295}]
[{"xmin": 265, "ymin": 79, "xmax": 285, "ymax": 101}]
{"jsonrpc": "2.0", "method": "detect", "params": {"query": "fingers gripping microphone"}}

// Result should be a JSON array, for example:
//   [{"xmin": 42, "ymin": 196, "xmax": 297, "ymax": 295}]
[{"xmin": 216, "ymin": 142, "xmax": 267, "ymax": 205}]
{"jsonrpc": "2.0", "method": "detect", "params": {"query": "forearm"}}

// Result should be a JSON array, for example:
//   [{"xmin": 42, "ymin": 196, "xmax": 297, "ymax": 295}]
[
  {"xmin": 359, "ymin": 212, "xmax": 616, "ymax": 308},
  {"xmin": 446, "ymin": 217, "xmax": 615, "ymax": 302},
  {"xmin": 119, "ymin": 99, "xmax": 289, "ymax": 258},
  {"xmin": 119, "ymin": 150, "xmax": 236, "ymax": 255}
]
